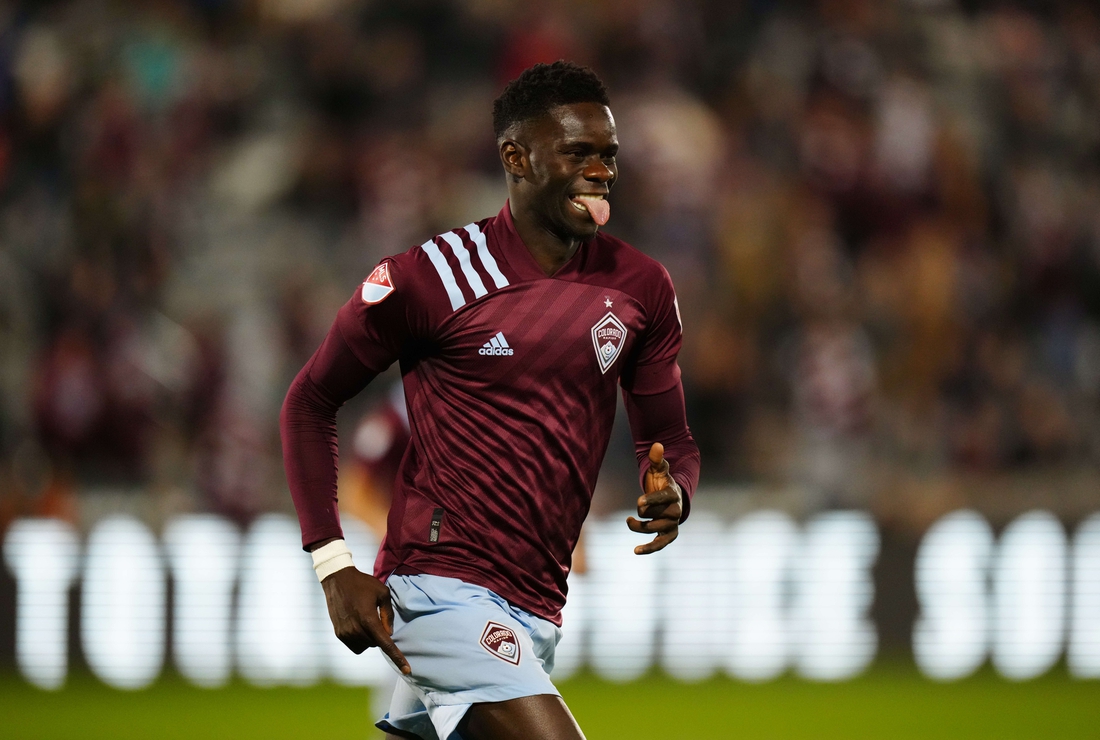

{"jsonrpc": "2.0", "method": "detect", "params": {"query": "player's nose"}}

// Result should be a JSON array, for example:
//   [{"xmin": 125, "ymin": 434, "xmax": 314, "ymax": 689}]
[{"xmin": 582, "ymin": 160, "xmax": 615, "ymax": 184}]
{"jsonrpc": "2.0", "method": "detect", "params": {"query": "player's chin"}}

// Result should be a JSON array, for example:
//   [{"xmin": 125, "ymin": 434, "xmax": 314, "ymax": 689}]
[
  {"xmin": 563, "ymin": 208, "xmax": 599, "ymax": 238},
  {"xmin": 574, "ymin": 222, "xmax": 600, "ymax": 238}
]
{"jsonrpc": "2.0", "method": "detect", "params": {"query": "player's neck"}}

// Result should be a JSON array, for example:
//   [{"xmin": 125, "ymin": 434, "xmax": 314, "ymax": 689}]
[
  {"xmin": 511, "ymin": 207, "xmax": 581, "ymax": 277},
  {"xmin": 524, "ymin": 234, "xmax": 580, "ymax": 277}
]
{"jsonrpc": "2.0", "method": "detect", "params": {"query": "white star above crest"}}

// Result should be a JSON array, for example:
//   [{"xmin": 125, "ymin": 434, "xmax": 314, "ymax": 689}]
[{"xmin": 604, "ymin": 297, "xmax": 613, "ymax": 308}]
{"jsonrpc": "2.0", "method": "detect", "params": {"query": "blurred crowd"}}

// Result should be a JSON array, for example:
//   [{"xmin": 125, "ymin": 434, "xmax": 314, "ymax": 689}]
[{"xmin": 1, "ymin": 0, "xmax": 1098, "ymax": 533}]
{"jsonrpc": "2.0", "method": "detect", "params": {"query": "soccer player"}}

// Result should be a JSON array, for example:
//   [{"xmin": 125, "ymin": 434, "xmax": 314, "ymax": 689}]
[{"xmin": 281, "ymin": 61, "xmax": 700, "ymax": 740}]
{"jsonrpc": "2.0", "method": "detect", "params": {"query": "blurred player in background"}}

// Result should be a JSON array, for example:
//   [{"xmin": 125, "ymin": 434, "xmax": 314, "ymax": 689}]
[
  {"xmin": 282, "ymin": 61, "xmax": 700, "ymax": 740},
  {"xmin": 341, "ymin": 381, "xmax": 411, "ymax": 538}
]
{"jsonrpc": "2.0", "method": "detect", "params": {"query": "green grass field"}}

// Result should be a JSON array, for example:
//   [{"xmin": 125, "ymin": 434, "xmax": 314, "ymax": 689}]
[{"xmin": 1, "ymin": 663, "xmax": 1097, "ymax": 739}]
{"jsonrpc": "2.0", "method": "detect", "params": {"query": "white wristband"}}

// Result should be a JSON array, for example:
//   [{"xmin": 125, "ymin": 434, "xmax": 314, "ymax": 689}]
[{"xmin": 311, "ymin": 539, "xmax": 355, "ymax": 582}]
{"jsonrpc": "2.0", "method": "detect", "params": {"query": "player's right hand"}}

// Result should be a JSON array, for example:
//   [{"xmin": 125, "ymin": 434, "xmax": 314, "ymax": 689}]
[{"xmin": 320, "ymin": 568, "xmax": 412, "ymax": 675}]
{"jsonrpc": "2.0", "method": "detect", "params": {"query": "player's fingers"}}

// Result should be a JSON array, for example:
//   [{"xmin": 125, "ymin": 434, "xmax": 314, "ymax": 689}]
[
  {"xmin": 637, "ymin": 487, "xmax": 681, "ymax": 514},
  {"xmin": 334, "ymin": 623, "xmax": 371, "ymax": 655},
  {"xmin": 626, "ymin": 516, "xmax": 677, "ymax": 534},
  {"xmin": 649, "ymin": 518, "xmax": 679, "ymax": 534},
  {"xmin": 369, "ymin": 624, "xmax": 412, "ymax": 675},
  {"xmin": 647, "ymin": 442, "xmax": 668, "ymax": 473},
  {"xmin": 645, "ymin": 503, "xmax": 682, "ymax": 523},
  {"xmin": 379, "ymin": 597, "xmax": 395, "ymax": 636},
  {"xmin": 634, "ymin": 528, "xmax": 678, "ymax": 555}
]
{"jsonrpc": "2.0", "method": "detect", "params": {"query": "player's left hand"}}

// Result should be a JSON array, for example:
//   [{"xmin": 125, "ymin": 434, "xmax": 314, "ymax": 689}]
[{"xmin": 627, "ymin": 442, "xmax": 682, "ymax": 555}]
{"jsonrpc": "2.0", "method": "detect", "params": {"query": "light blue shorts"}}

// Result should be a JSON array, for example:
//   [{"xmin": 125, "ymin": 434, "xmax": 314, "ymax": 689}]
[{"xmin": 376, "ymin": 574, "xmax": 562, "ymax": 740}]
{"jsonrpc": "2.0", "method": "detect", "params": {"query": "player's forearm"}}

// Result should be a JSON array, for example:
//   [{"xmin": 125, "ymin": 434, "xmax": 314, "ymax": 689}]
[
  {"xmin": 623, "ymin": 383, "xmax": 701, "ymax": 521},
  {"xmin": 281, "ymin": 366, "xmax": 345, "ymax": 548},
  {"xmin": 281, "ymin": 323, "xmax": 377, "ymax": 550}
]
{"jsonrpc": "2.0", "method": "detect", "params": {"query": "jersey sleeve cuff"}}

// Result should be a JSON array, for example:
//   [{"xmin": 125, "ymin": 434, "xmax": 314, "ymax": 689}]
[
  {"xmin": 301, "ymin": 525, "xmax": 345, "ymax": 552},
  {"xmin": 673, "ymin": 471, "xmax": 693, "ymax": 523}
]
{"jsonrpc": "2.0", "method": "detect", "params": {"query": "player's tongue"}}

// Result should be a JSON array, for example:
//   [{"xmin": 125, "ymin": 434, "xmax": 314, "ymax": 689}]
[{"xmin": 572, "ymin": 195, "xmax": 610, "ymax": 226}]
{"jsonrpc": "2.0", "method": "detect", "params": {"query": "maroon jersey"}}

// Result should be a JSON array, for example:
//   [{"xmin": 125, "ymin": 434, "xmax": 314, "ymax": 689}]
[{"xmin": 283, "ymin": 203, "xmax": 699, "ymax": 623}]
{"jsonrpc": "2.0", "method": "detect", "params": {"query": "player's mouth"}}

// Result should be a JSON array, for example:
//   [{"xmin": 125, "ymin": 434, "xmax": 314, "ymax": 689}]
[{"xmin": 570, "ymin": 194, "xmax": 610, "ymax": 226}]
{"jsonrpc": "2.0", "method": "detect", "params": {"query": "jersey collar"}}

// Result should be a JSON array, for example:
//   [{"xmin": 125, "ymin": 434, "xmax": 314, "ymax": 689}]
[{"xmin": 494, "ymin": 200, "xmax": 590, "ymax": 282}]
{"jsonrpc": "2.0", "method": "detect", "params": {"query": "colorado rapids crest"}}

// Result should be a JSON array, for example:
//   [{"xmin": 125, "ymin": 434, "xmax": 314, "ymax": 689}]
[
  {"xmin": 591, "ymin": 312, "xmax": 627, "ymax": 374},
  {"xmin": 480, "ymin": 621, "xmax": 521, "ymax": 665}
]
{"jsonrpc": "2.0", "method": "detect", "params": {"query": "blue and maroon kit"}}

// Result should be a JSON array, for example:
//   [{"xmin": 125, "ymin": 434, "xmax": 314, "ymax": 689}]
[{"xmin": 281, "ymin": 202, "xmax": 700, "ymax": 625}]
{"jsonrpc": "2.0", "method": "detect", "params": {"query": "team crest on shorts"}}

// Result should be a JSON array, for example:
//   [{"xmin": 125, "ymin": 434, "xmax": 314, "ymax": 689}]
[
  {"xmin": 591, "ymin": 312, "xmax": 627, "ymax": 374},
  {"xmin": 480, "ymin": 621, "xmax": 521, "ymax": 665},
  {"xmin": 360, "ymin": 262, "xmax": 395, "ymax": 304}
]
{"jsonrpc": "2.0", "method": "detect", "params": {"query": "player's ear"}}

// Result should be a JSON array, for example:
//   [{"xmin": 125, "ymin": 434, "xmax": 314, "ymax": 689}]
[{"xmin": 499, "ymin": 138, "xmax": 528, "ymax": 181}]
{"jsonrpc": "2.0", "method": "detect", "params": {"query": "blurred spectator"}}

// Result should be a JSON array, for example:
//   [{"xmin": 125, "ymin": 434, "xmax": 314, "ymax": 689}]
[{"xmin": 0, "ymin": 0, "xmax": 1098, "ymax": 533}]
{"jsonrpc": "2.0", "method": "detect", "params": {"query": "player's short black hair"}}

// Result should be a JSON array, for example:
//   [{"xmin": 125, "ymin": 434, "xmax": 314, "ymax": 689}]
[{"xmin": 492, "ymin": 61, "xmax": 610, "ymax": 140}]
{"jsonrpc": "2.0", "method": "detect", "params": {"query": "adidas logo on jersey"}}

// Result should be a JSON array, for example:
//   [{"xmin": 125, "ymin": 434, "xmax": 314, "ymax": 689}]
[{"xmin": 478, "ymin": 332, "xmax": 514, "ymax": 356}]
